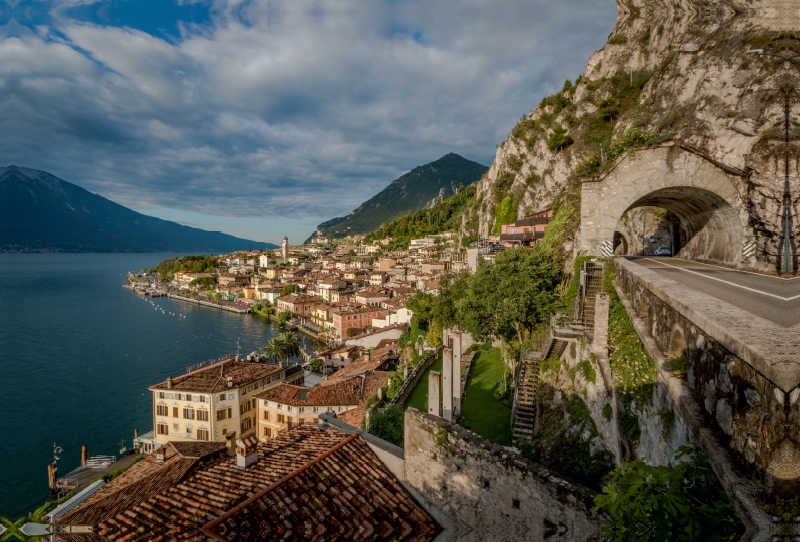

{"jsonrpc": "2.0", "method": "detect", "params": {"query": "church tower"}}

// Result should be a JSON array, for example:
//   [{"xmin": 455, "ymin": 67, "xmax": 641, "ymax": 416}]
[{"xmin": 282, "ymin": 236, "xmax": 289, "ymax": 263}]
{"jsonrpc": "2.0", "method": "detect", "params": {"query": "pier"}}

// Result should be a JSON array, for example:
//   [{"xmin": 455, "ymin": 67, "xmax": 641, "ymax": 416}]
[{"xmin": 167, "ymin": 293, "xmax": 251, "ymax": 313}]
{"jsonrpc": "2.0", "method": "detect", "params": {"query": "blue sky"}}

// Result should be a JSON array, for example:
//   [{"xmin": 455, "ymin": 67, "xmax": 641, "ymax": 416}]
[{"xmin": 0, "ymin": 0, "xmax": 618, "ymax": 244}]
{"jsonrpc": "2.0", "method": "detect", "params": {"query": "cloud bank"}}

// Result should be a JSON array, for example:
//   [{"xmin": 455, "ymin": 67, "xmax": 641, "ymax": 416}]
[{"xmin": 0, "ymin": 0, "xmax": 617, "ymax": 242}]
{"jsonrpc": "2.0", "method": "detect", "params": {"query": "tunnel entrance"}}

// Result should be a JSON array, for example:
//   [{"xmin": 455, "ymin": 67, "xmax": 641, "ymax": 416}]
[{"xmin": 613, "ymin": 187, "xmax": 744, "ymax": 265}]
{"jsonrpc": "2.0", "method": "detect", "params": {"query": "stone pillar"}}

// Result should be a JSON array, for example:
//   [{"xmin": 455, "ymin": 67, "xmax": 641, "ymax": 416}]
[
  {"xmin": 403, "ymin": 364, "xmax": 409, "ymax": 380},
  {"xmin": 452, "ymin": 334, "xmax": 462, "ymax": 418},
  {"xmin": 442, "ymin": 348, "xmax": 453, "ymax": 421},
  {"xmin": 81, "ymin": 445, "xmax": 89, "ymax": 465},
  {"xmin": 428, "ymin": 371, "xmax": 441, "ymax": 417},
  {"xmin": 594, "ymin": 292, "xmax": 610, "ymax": 355}
]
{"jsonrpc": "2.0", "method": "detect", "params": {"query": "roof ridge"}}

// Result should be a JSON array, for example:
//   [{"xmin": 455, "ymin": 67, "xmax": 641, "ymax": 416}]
[{"xmin": 200, "ymin": 432, "xmax": 361, "ymax": 540}]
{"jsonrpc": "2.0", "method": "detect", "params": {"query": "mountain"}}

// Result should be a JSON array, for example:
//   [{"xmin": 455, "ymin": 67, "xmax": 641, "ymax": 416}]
[
  {"xmin": 316, "ymin": 153, "xmax": 487, "ymax": 239},
  {"xmin": 0, "ymin": 166, "xmax": 275, "ymax": 253}
]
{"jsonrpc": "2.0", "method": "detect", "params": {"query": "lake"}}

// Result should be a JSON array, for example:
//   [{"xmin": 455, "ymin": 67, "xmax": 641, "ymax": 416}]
[{"xmin": 0, "ymin": 253, "xmax": 316, "ymax": 521}]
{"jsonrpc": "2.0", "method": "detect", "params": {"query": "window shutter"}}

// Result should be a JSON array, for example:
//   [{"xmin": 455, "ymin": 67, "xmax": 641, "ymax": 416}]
[
  {"xmin": 173, "ymin": 407, "xmax": 178, "ymax": 417},
  {"xmin": 228, "ymin": 407, "xmax": 232, "ymax": 419}
]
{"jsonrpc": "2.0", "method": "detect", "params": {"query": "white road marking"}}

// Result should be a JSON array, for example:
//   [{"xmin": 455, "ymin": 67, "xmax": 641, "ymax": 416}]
[
  {"xmin": 641, "ymin": 258, "xmax": 800, "ymax": 301},
  {"xmin": 668, "ymin": 258, "xmax": 800, "ymax": 281}
]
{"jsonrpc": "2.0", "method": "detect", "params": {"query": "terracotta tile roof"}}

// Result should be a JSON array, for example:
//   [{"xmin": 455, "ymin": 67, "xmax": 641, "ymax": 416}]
[
  {"xmin": 151, "ymin": 361, "xmax": 283, "ymax": 393},
  {"xmin": 57, "ymin": 427, "xmax": 438, "ymax": 542},
  {"xmin": 334, "ymin": 405, "xmax": 365, "ymax": 427},
  {"xmin": 56, "ymin": 441, "xmax": 226, "ymax": 528},
  {"xmin": 255, "ymin": 376, "xmax": 368, "ymax": 407}
]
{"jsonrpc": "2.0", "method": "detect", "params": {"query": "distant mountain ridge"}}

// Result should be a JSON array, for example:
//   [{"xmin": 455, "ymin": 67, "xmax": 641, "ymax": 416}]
[
  {"xmin": 0, "ymin": 166, "xmax": 273, "ymax": 253},
  {"xmin": 316, "ymin": 153, "xmax": 487, "ymax": 239}
]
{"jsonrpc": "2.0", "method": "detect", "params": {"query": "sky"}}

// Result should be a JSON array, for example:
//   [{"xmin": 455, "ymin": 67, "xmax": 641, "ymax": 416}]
[{"xmin": 0, "ymin": 0, "xmax": 618, "ymax": 245}]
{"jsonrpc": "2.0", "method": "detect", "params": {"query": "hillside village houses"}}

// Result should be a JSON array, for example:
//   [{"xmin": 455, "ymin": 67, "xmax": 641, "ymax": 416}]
[{"xmin": 131, "ymin": 216, "xmax": 550, "ymax": 439}]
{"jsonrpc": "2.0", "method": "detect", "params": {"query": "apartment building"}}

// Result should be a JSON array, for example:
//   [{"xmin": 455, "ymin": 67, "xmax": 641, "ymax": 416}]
[{"xmin": 148, "ymin": 361, "xmax": 288, "ymax": 446}]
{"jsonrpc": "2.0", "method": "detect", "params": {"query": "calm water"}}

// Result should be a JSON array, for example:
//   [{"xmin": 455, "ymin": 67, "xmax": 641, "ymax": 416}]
[{"xmin": 0, "ymin": 253, "xmax": 315, "ymax": 520}]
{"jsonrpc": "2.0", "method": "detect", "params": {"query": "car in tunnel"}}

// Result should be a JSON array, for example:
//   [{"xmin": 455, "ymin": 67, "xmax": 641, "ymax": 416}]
[{"xmin": 653, "ymin": 246, "xmax": 672, "ymax": 256}]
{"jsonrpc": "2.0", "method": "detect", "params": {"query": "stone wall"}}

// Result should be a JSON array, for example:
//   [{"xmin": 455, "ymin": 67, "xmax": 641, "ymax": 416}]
[
  {"xmin": 404, "ymin": 408, "xmax": 606, "ymax": 542},
  {"xmin": 615, "ymin": 261, "xmax": 797, "ymax": 494}
]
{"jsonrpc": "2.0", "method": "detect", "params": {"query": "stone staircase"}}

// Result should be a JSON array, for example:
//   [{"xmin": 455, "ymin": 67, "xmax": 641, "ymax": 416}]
[{"xmin": 511, "ymin": 337, "xmax": 568, "ymax": 444}]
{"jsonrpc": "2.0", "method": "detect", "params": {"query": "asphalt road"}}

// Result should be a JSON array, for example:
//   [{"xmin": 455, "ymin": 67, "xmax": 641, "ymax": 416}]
[{"xmin": 627, "ymin": 257, "xmax": 800, "ymax": 328}]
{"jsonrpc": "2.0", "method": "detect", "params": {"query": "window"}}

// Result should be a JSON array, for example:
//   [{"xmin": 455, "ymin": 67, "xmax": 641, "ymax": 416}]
[
  {"xmin": 173, "ymin": 407, "xmax": 179, "ymax": 418},
  {"xmin": 287, "ymin": 405, "xmax": 292, "ymax": 412},
  {"xmin": 241, "ymin": 418, "xmax": 252, "ymax": 432},
  {"xmin": 277, "ymin": 414, "xmax": 284, "ymax": 423},
  {"xmin": 313, "ymin": 406, "xmax": 319, "ymax": 413},
  {"xmin": 198, "ymin": 396, "xmax": 206, "ymax": 403},
  {"xmin": 219, "ymin": 393, "xmax": 226, "ymax": 402},
  {"xmin": 277, "ymin": 403, "xmax": 282, "ymax": 410},
  {"xmin": 184, "ymin": 407, "xmax": 194, "ymax": 420},
  {"xmin": 157, "ymin": 405, "xmax": 168, "ymax": 416},
  {"xmin": 263, "ymin": 427, "xmax": 271, "ymax": 438},
  {"xmin": 157, "ymin": 423, "xmax": 169, "ymax": 435},
  {"xmin": 338, "ymin": 406, "xmax": 343, "ymax": 412},
  {"xmin": 263, "ymin": 410, "xmax": 270, "ymax": 421},
  {"xmin": 327, "ymin": 406, "xmax": 333, "ymax": 412},
  {"xmin": 197, "ymin": 410, "xmax": 208, "ymax": 421},
  {"xmin": 216, "ymin": 408, "xmax": 231, "ymax": 421},
  {"xmin": 298, "ymin": 406, "xmax": 304, "ymax": 413},
  {"xmin": 299, "ymin": 418, "xmax": 305, "ymax": 425},
  {"xmin": 228, "ymin": 393, "xmax": 234, "ymax": 400},
  {"xmin": 158, "ymin": 392, "xmax": 165, "ymax": 399},
  {"xmin": 197, "ymin": 429, "xmax": 209, "ymax": 441}
]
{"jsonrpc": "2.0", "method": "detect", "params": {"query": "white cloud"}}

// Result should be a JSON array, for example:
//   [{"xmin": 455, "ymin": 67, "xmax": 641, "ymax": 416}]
[{"xmin": 0, "ymin": 0, "xmax": 617, "ymax": 242}]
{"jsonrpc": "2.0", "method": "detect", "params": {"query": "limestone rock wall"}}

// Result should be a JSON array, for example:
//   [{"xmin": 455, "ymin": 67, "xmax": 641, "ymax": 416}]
[
  {"xmin": 469, "ymin": 0, "xmax": 800, "ymax": 271},
  {"xmin": 403, "ymin": 408, "xmax": 606, "ymax": 542}
]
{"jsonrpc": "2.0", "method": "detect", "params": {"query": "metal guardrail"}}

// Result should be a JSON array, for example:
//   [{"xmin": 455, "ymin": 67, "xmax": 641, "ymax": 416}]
[{"xmin": 84, "ymin": 455, "xmax": 116, "ymax": 468}]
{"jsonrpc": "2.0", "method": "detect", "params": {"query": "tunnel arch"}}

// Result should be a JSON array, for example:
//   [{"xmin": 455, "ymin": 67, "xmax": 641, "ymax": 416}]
[{"xmin": 581, "ymin": 145, "xmax": 752, "ymax": 268}]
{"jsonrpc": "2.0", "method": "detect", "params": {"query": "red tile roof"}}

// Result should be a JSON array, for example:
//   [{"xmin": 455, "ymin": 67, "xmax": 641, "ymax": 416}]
[
  {"xmin": 255, "ymin": 373, "xmax": 383, "ymax": 407},
  {"xmin": 55, "ymin": 427, "xmax": 438, "ymax": 542},
  {"xmin": 151, "ymin": 361, "xmax": 283, "ymax": 393}
]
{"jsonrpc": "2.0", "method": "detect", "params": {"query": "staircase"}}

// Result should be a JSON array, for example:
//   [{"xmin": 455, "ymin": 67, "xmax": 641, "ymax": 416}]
[
  {"xmin": 511, "ymin": 337, "xmax": 569, "ymax": 444},
  {"xmin": 511, "ymin": 261, "xmax": 604, "ymax": 445}
]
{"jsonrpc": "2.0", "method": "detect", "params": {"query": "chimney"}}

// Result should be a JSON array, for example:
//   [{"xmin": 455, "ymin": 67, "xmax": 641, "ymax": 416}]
[
  {"xmin": 156, "ymin": 446, "xmax": 165, "ymax": 464},
  {"xmin": 235, "ymin": 434, "xmax": 259, "ymax": 471},
  {"xmin": 227, "ymin": 376, "xmax": 233, "ymax": 388},
  {"xmin": 225, "ymin": 432, "xmax": 237, "ymax": 458},
  {"xmin": 367, "ymin": 350, "xmax": 371, "ymax": 361},
  {"xmin": 166, "ymin": 376, "xmax": 172, "ymax": 389},
  {"xmin": 134, "ymin": 428, "xmax": 139, "ymax": 440},
  {"xmin": 279, "ymin": 361, "xmax": 284, "ymax": 368}
]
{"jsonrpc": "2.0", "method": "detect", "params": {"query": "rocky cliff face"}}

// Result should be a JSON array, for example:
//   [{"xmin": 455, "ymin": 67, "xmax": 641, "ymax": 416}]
[{"xmin": 469, "ymin": 0, "xmax": 800, "ymax": 271}]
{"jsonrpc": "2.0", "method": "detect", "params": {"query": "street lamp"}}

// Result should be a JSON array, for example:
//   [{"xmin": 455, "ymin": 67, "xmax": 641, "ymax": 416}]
[{"xmin": 746, "ymin": 49, "xmax": 800, "ymax": 273}]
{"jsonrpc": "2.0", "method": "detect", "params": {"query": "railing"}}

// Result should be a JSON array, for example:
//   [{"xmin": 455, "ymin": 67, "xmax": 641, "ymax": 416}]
[
  {"xmin": 55, "ymin": 478, "xmax": 79, "ymax": 490},
  {"xmin": 84, "ymin": 456, "xmax": 116, "ymax": 468}
]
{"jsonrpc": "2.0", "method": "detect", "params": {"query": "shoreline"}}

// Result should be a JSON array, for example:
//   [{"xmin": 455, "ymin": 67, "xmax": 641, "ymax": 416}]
[{"xmin": 124, "ymin": 284, "xmax": 327, "ymax": 344}]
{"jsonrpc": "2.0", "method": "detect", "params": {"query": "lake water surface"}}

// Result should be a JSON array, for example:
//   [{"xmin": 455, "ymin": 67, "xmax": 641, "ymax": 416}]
[{"xmin": 0, "ymin": 253, "xmax": 314, "ymax": 521}]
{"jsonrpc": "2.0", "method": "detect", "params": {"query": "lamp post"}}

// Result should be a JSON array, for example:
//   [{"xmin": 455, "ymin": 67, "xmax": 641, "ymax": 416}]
[{"xmin": 746, "ymin": 50, "xmax": 800, "ymax": 273}]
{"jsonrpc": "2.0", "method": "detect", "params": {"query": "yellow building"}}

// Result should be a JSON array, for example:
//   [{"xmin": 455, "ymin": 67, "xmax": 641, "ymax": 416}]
[
  {"xmin": 147, "ymin": 360, "xmax": 301, "ymax": 447},
  {"xmin": 254, "ymin": 366, "xmax": 388, "ymax": 440}
]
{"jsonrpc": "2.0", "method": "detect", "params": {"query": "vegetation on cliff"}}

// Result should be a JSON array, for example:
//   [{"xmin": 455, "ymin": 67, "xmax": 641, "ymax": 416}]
[{"xmin": 364, "ymin": 183, "xmax": 478, "ymax": 251}]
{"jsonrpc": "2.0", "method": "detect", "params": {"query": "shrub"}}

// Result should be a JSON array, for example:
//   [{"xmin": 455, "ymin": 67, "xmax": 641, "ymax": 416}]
[
  {"xmin": 667, "ymin": 355, "xmax": 689, "ymax": 377},
  {"xmin": 576, "ymin": 357, "xmax": 597, "ymax": 384},
  {"xmin": 602, "ymin": 403, "xmax": 613, "ymax": 422},
  {"xmin": 595, "ymin": 446, "xmax": 743, "ymax": 541},
  {"xmin": 507, "ymin": 155, "xmax": 525, "ymax": 172},
  {"xmin": 491, "ymin": 194, "xmax": 518, "ymax": 235},
  {"xmin": 520, "ymin": 436, "xmax": 614, "ymax": 491},
  {"xmin": 547, "ymin": 124, "xmax": 574, "ymax": 152},
  {"xmin": 277, "ymin": 311, "xmax": 293, "ymax": 325},
  {"xmin": 494, "ymin": 171, "xmax": 516, "ymax": 201},
  {"xmin": 608, "ymin": 35, "xmax": 628, "ymax": 45},
  {"xmin": 367, "ymin": 405, "xmax": 405, "ymax": 446}
]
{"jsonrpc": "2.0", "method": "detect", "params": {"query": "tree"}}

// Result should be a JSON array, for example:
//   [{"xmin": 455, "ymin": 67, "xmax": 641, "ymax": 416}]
[
  {"xmin": 455, "ymin": 248, "xmax": 562, "ymax": 345},
  {"xmin": 274, "ymin": 331, "xmax": 302, "ymax": 365},
  {"xmin": 347, "ymin": 328, "xmax": 362, "ymax": 337},
  {"xmin": 189, "ymin": 276, "xmax": 216, "ymax": 288},
  {"xmin": 309, "ymin": 358, "xmax": 324, "ymax": 374},
  {"xmin": 260, "ymin": 337, "xmax": 285, "ymax": 363},
  {"xmin": 427, "ymin": 320, "xmax": 443, "ymax": 348},
  {"xmin": 281, "ymin": 283, "xmax": 300, "ymax": 296}
]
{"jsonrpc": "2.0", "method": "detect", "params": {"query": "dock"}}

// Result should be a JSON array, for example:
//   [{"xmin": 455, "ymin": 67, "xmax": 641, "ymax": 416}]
[
  {"xmin": 167, "ymin": 293, "xmax": 251, "ymax": 313},
  {"xmin": 59, "ymin": 454, "xmax": 144, "ymax": 495}
]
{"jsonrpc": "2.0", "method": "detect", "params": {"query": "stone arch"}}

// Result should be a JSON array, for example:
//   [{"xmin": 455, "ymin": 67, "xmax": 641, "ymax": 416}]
[
  {"xmin": 613, "ymin": 231, "xmax": 628, "ymax": 255},
  {"xmin": 581, "ymin": 145, "xmax": 751, "ymax": 268}
]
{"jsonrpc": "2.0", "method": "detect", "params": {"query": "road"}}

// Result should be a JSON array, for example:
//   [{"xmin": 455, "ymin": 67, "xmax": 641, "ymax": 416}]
[{"xmin": 627, "ymin": 257, "xmax": 800, "ymax": 328}]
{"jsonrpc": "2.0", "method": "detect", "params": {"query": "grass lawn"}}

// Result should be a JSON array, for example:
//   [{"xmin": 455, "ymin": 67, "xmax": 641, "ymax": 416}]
[
  {"xmin": 404, "ymin": 356, "xmax": 443, "ymax": 414},
  {"xmin": 458, "ymin": 348, "xmax": 513, "ymax": 446}
]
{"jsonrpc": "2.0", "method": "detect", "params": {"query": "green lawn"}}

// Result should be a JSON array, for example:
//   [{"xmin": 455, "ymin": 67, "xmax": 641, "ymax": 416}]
[
  {"xmin": 404, "ymin": 356, "xmax": 443, "ymax": 414},
  {"xmin": 458, "ymin": 348, "xmax": 513, "ymax": 446}
]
